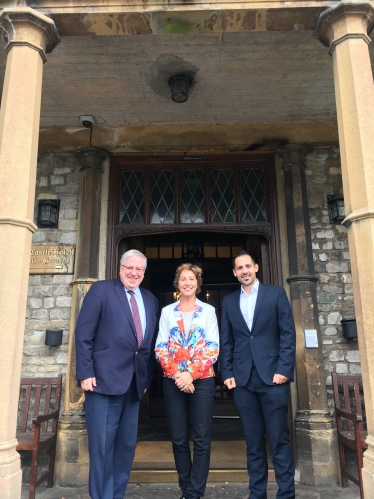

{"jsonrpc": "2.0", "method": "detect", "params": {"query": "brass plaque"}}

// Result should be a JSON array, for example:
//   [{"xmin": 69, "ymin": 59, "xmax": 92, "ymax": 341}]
[{"xmin": 30, "ymin": 245, "xmax": 75, "ymax": 275}]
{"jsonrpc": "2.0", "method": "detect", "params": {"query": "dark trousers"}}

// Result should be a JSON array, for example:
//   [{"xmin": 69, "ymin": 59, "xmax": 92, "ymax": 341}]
[
  {"xmin": 234, "ymin": 366, "xmax": 295, "ymax": 499},
  {"xmin": 85, "ymin": 377, "xmax": 140, "ymax": 499},
  {"xmin": 163, "ymin": 377, "xmax": 216, "ymax": 499}
]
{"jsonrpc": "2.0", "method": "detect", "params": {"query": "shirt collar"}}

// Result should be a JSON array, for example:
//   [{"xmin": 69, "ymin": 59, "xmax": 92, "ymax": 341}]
[
  {"xmin": 240, "ymin": 279, "xmax": 259, "ymax": 296},
  {"xmin": 124, "ymin": 286, "xmax": 141, "ymax": 298}
]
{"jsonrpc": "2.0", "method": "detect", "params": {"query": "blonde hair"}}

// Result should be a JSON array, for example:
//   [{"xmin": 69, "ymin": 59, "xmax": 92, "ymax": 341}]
[{"xmin": 173, "ymin": 263, "xmax": 203, "ymax": 295}]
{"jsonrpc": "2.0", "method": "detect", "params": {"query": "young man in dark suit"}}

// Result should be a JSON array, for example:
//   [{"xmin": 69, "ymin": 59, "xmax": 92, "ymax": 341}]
[
  {"xmin": 75, "ymin": 249, "xmax": 158, "ymax": 499},
  {"xmin": 220, "ymin": 250, "xmax": 296, "ymax": 499}
]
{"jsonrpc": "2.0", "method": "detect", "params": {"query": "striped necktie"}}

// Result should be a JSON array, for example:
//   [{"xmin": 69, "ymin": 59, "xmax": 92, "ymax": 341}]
[{"xmin": 128, "ymin": 290, "xmax": 143, "ymax": 348}]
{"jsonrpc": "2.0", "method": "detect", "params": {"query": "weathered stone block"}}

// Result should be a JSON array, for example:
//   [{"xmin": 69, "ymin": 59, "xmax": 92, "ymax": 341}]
[
  {"xmin": 53, "ymin": 286, "xmax": 72, "ymax": 296},
  {"xmin": 327, "ymin": 312, "xmax": 342, "ymax": 324},
  {"xmin": 44, "ymin": 298, "xmax": 55, "ymax": 309},
  {"xmin": 326, "ymin": 262, "xmax": 349, "ymax": 273},
  {"xmin": 56, "ymin": 297, "xmax": 72, "ymax": 308},
  {"xmin": 56, "ymin": 352, "xmax": 68, "ymax": 364},
  {"xmin": 41, "ymin": 276, "xmax": 53, "ymax": 285},
  {"xmin": 349, "ymin": 364, "xmax": 362, "ymax": 374},
  {"xmin": 53, "ymin": 275, "xmax": 73, "ymax": 284},
  {"xmin": 329, "ymin": 350, "xmax": 344, "ymax": 362},
  {"xmin": 324, "ymin": 327, "xmax": 337, "ymax": 336},
  {"xmin": 336, "ymin": 363, "xmax": 348, "ymax": 374},
  {"xmin": 316, "ymin": 230, "xmax": 334, "ymax": 239},
  {"xmin": 60, "ymin": 232, "xmax": 77, "ymax": 244},
  {"xmin": 51, "ymin": 175, "xmax": 64, "ymax": 185},
  {"xmin": 37, "ymin": 285, "xmax": 53, "ymax": 297},
  {"xmin": 32, "ymin": 231, "xmax": 45, "ymax": 243},
  {"xmin": 323, "ymin": 242, "xmax": 333, "ymax": 250},
  {"xmin": 60, "ymin": 208, "xmax": 77, "ymax": 219},
  {"xmin": 53, "ymin": 167, "xmax": 72, "ymax": 175},
  {"xmin": 346, "ymin": 350, "xmax": 360, "ymax": 363},
  {"xmin": 28, "ymin": 298, "xmax": 42, "ymax": 309},
  {"xmin": 31, "ymin": 310, "xmax": 48, "ymax": 320},
  {"xmin": 318, "ymin": 294, "xmax": 336, "ymax": 304}
]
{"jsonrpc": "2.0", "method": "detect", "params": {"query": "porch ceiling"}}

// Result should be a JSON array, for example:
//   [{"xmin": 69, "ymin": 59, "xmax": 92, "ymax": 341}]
[{"xmin": 0, "ymin": 24, "xmax": 373, "ymax": 152}]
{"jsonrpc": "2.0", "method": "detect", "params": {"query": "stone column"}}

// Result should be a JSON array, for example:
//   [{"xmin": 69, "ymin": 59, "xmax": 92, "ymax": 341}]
[
  {"xmin": 315, "ymin": 1, "xmax": 374, "ymax": 496},
  {"xmin": 0, "ymin": 8, "xmax": 60, "ymax": 499},
  {"xmin": 55, "ymin": 147, "xmax": 108, "ymax": 486},
  {"xmin": 278, "ymin": 144, "xmax": 339, "ymax": 485}
]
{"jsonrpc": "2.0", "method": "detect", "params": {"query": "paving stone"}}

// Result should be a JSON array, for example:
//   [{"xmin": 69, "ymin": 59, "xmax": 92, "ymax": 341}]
[{"xmin": 21, "ymin": 482, "xmax": 361, "ymax": 499}]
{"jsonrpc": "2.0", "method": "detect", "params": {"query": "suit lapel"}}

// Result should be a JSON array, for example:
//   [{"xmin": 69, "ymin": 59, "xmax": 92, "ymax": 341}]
[
  {"xmin": 113, "ymin": 279, "xmax": 137, "ymax": 337},
  {"xmin": 233, "ymin": 289, "xmax": 251, "ymax": 333},
  {"xmin": 251, "ymin": 281, "xmax": 265, "ymax": 332}
]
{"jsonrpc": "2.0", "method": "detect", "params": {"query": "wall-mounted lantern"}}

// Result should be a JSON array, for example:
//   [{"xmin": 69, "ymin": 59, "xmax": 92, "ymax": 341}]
[
  {"xmin": 37, "ymin": 199, "xmax": 60, "ymax": 229},
  {"xmin": 327, "ymin": 195, "xmax": 345, "ymax": 224},
  {"xmin": 168, "ymin": 75, "xmax": 191, "ymax": 104},
  {"xmin": 45, "ymin": 327, "xmax": 63, "ymax": 346}
]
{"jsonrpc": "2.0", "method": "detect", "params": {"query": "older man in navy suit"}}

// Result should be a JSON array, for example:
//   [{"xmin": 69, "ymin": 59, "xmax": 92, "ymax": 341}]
[
  {"xmin": 220, "ymin": 250, "xmax": 296, "ymax": 499},
  {"xmin": 75, "ymin": 249, "xmax": 158, "ymax": 499}
]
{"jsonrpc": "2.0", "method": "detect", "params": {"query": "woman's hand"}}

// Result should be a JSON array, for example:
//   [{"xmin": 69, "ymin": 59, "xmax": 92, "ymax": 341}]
[{"xmin": 175, "ymin": 371, "xmax": 194, "ymax": 392}]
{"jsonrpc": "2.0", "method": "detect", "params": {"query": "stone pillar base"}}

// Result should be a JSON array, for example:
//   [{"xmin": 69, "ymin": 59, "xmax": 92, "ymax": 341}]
[
  {"xmin": 295, "ymin": 410, "xmax": 340, "ymax": 486},
  {"xmin": 0, "ymin": 444, "xmax": 22, "ymax": 499},
  {"xmin": 55, "ymin": 410, "xmax": 89, "ymax": 486},
  {"xmin": 362, "ymin": 439, "xmax": 374, "ymax": 499}
]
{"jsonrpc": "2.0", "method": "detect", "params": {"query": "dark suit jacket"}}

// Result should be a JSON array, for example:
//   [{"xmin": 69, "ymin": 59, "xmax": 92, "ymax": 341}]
[
  {"xmin": 75, "ymin": 278, "xmax": 159, "ymax": 399},
  {"xmin": 220, "ymin": 282, "xmax": 295, "ymax": 386}
]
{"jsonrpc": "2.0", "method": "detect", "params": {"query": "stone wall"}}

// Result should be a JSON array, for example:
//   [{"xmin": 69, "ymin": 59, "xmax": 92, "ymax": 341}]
[
  {"xmin": 23, "ymin": 152, "xmax": 79, "ymax": 378},
  {"xmin": 305, "ymin": 147, "xmax": 360, "ymax": 408}
]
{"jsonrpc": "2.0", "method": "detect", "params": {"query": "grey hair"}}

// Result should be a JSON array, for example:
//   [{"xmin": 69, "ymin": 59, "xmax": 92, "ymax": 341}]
[{"xmin": 120, "ymin": 249, "xmax": 147, "ymax": 269}]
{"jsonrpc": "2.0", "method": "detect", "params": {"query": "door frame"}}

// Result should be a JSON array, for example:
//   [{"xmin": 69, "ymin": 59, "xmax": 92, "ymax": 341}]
[{"xmin": 106, "ymin": 153, "xmax": 282, "ymax": 284}]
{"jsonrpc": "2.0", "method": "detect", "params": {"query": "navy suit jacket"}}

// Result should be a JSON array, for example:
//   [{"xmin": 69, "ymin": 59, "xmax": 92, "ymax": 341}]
[
  {"xmin": 75, "ymin": 278, "xmax": 159, "ymax": 399},
  {"xmin": 220, "ymin": 282, "xmax": 295, "ymax": 386}
]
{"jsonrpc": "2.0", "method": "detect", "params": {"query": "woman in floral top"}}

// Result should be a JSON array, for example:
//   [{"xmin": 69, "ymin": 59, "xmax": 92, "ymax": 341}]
[{"xmin": 155, "ymin": 263, "xmax": 219, "ymax": 499}]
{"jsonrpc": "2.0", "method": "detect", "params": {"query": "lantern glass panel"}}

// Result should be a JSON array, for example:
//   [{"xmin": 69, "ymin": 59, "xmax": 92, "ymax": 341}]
[{"xmin": 337, "ymin": 200, "xmax": 345, "ymax": 218}]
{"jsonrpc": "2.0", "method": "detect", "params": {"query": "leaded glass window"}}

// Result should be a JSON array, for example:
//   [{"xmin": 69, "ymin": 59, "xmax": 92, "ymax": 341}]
[
  {"xmin": 150, "ymin": 170, "xmax": 175, "ymax": 224},
  {"xmin": 120, "ymin": 170, "xmax": 145, "ymax": 224},
  {"xmin": 241, "ymin": 168, "xmax": 267, "ymax": 222},
  {"xmin": 210, "ymin": 169, "xmax": 235, "ymax": 223},
  {"xmin": 181, "ymin": 170, "xmax": 205, "ymax": 223}
]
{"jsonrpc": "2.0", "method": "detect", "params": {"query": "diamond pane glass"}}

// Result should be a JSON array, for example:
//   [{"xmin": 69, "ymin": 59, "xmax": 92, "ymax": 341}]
[
  {"xmin": 240, "ymin": 168, "xmax": 267, "ymax": 222},
  {"xmin": 120, "ymin": 170, "xmax": 145, "ymax": 224},
  {"xmin": 150, "ymin": 170, "xmax": 175, "ymax": 224},
  {"xmin": 181, "ymin": 170, "xmax": 205, "ymax": 223},
  {"xmin": 210, "ymin": 169, "xmax": 235, "ymax": 223}
]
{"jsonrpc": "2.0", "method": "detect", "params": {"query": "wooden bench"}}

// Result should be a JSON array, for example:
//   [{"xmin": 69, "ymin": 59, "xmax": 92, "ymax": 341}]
[
  {"xmin": 332, "ymin": 373, "xmax": 367, "ymax": 498},
  {"xmin": 17, "ymin": 375, "xmax": 63, "ymax": 499}
]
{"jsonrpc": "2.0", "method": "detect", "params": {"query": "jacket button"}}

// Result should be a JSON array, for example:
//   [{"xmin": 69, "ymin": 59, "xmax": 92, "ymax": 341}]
[{"xmin": 250, "ymin": 336, "xmax": 253, "ymax": 340}]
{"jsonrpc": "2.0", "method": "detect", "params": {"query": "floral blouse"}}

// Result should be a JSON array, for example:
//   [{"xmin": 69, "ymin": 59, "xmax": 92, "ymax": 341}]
[{"xmin": 155, "ymin": 298, "xmax": 219, "ymax": 379}]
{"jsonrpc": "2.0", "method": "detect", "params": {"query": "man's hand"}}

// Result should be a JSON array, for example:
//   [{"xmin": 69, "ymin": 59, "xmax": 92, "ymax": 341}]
[
  {"xmin": 273, "ymin": 374, "xmax": 289, "ymax": 384},
  {"xmin": 175, "ymin": 371, "xmax": 194, "ymax": 392},
  {"xmin": 81, "ymin": 377, "xmax": 96, "ymax": 391},
  {"xmin": 224, "ymin": 377, "xmax": 236, "ymax": 390}
]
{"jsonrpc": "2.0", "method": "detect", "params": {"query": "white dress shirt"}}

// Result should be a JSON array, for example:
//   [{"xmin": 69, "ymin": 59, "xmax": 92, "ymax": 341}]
[{"xmin": 239, "ymin": 279, "xmax": 259, "ymax": 331}]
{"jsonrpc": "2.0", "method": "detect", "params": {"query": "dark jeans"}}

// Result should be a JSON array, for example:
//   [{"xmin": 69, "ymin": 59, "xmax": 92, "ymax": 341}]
[{"xmin": 163, "ymin": 377, "xmax": 216, "ymax": 499}]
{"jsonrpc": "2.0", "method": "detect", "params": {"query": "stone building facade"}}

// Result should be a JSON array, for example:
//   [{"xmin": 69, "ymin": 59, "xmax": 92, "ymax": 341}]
[
  {"xmin": 23, "ymin": 148, "xmax": 361, "ymax": 409},
  {"xmin": 1, "ymin": 2, "xmax": 374, "ymax": 499}
]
